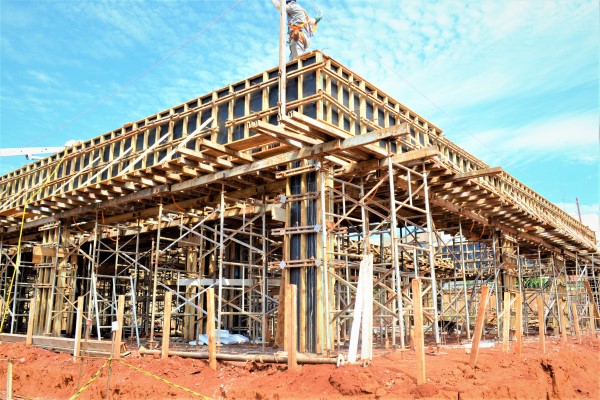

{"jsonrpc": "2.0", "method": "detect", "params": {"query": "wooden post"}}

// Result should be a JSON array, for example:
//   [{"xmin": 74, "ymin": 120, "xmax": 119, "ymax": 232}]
[
  {"xmin": 502, "ymin": 292, "xmax": 510, "ymax": 353},
  {"xmin": 73, "ymin": 296, "xmax": 84, "ymax": 362},
  {"xmin": 571, "ymin": 303, "xmax": 581, "ymax": 344},
  {"xmin": 161, "ymin": 291, "xmax": 173, "ymax": 359},
  {"xmin": 286, "ymin": 284, "xmax": 298, "ymax": 371},
  {"xmin": 537, "ymin": 295, "xmax": 546, "ymax": 354},
  {"xmin": 584, "ymin": 280, "xmax": 600, "ymax": 320},
  {"xmin": 469, "ymin": 285, "xmax": 490, "ymax": 366},
  {"xmin": 559, "ymin": 299, "xmax": 568, "ymax": 342},
  {"xmin": 412, "ymin": 279, "xmax": 425, "ymax": 385},
  {"xmin": 26, "ymin": 297, "xmax": 36, "ymax": 345},
  {"xmin": 590, "ymin": 300, "xmax": 596, "ymax": 334},
  {"xmin": 113, "ymin": 295, "xmax": 125, "ymax": 359},
  {"xmin": 515, "ymin": 293, "xmax": 523, "ymax": 356},
  {"xmin": 6, "ymin": 360, "xmax": 12, "ymax": 400},
  {"xmin": 207, "ymin": 288, "xmax": 217, "ymax": 370}
]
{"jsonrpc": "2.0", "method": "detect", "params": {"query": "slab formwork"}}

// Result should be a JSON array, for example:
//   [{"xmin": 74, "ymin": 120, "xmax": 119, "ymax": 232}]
[{"xmin": 0, "ymin": 51, "xmax": 597, "ymax": 360}]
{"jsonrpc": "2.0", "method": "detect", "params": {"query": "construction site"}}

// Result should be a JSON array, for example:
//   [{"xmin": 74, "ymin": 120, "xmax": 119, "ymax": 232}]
[{"xmin": 0, "ymin": 3, "xmax": 599, "ymax": 397}]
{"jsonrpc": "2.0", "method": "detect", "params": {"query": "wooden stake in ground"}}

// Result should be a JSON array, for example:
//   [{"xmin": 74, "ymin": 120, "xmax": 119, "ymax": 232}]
[
  {"xmin": 286, "ymin": 284, "xmax": 299, "ymax": 371},
  {"xmin": 412, "ymin": 278, "xmax": 426, "ymax": 385},
  {"xmin": 161, "ymin": 291, "xmax": 173, "ymax": 359},
  {"xmin": 469, "ymin": 285, "xmax": 490, "ymax": 366},
  {"xmin": 113, "ymin": 295, "xmax": 125, "ymax": 359},
  {"xmin": 207, "ymin": 287, "xmax": 217, "ymax": 370},
  {"xmin": 571, "ymin": 302, "xmax": 581, "ymax": 344},
  {"xmin": 590, "ymin": 300, "xmax": 597, "ymax": 334},
  {"xmin": 73, "ymin": 296, "xmax": 84, "ymax": 362},
  {"xmin": 515, "ymin": 293, "xmax": 523, "ymax": 356},
  {"xmin": 6, "ymin": 359, "xmax": 12, "ymax": 400},
  {"xmin": 560, "ymin": 299, "xmax": 568, "ymax": 342},
  {"xmin": 537, "ymin": 295, "xmax": 546, "ymax": 354},
  {"xmin": 502, "ymin": 292, "xmax": 510, "ymax": 353},
  {"xmin": 26, "ymin": 297, "xmax": 36, "ymax": 346}
]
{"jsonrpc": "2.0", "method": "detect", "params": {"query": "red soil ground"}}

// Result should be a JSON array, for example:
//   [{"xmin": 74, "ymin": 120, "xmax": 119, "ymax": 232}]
[{"xmin": 0, "ymin": 335, "xmax": 598, "ymax": 399}]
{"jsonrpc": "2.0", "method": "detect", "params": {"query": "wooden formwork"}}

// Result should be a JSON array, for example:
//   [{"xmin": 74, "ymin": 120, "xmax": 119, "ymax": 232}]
[{"xmin": 0, "ymin": 51, "xmax": 597, "ymax": 356}]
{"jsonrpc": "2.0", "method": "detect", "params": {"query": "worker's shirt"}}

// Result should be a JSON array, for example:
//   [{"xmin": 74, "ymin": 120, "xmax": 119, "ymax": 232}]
[{"xmin": 286, "ymin": 2, "xmax": 307, "ymax": 27}]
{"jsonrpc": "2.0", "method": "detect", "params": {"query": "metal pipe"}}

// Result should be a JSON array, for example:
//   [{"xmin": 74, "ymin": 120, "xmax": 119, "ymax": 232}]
[
  {"xmin": 387, "ymin": 148, "xmax": 405, "ymax": 349},
  {"xmin": 458, "ymin": 222, "xmax": 471, "ymax": 339},
  {"xmin": 217, "ymin": 189, "xmax": 225, "ymax": 342},
  {"xmin": 422, "ymin": 169, "xmax": 440, "ymax": 345},
  {"xmin": 138, "ymin": 346, "xmax": 338, "ymax": 364},
  {"xmin": 278, "ymin": 0, "xmax": 287, "ymax": 120},
  {"xmin": 149, "ymin": 203, "xmax": 163, "ymax": 347}
]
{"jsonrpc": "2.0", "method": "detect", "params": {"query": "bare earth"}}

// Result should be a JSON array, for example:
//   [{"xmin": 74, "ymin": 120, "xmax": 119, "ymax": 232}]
[{"xmin": 0, "ymin": 336, "xmax": 598, "ymax": 399}]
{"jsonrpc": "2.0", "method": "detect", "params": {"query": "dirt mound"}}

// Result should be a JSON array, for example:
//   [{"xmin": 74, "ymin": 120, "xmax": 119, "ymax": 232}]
[{"xmin": 0, "ymin": 336, "xmax": 598, "ymax": 399}]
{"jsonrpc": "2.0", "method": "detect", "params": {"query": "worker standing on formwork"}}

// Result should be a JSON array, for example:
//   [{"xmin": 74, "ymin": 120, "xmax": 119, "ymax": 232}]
[{"xmin": 272, "ymin": 0, "xmax": 321, "ymax": 60}]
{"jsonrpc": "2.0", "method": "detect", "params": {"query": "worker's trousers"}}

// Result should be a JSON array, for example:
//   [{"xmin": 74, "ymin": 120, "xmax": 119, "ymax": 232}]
[{"xmin": 289, "ymin": 37, "xmax": 310, "ymax": 60}]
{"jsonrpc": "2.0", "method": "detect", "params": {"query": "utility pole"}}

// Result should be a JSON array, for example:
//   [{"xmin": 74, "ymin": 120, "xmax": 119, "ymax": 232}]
[{"xmin": 278, "ymin": 0, "xmax": 287, "ymax": 121}]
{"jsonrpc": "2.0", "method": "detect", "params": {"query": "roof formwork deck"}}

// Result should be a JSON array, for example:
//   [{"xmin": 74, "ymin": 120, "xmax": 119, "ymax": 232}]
[{"xmin": 0, "ymin": 51, "xmax": 597, "ymax": 357}]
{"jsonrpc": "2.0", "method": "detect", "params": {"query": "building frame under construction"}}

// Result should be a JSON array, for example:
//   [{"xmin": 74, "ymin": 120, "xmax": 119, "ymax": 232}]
[{"xmin": 0, "ymin": 51, "xmax": 597, "ymax": 358}]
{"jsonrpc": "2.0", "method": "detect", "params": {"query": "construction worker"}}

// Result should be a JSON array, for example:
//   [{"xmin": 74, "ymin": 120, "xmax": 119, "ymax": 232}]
[{"xmin": 271, "ymin": 0, "xmax": 321, "ymax": 60}]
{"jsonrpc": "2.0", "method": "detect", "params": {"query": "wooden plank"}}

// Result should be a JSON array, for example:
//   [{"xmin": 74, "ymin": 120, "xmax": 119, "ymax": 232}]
[
  {"xmin": 6, "ymin": 360, "xmax": 12, "ymax": 400},
  {"xmin": 113, "ymin": 295, "xmax": 125, "ymax": 359},
  {"xmin": 537, "ymin": 295, "xmax": 546, "ymax": 354},
  {"xmin": 286, "ymin": 284, "xmax": 299, "ymax": 371},
  {"xmin": 361, "ymin": 255, "xmax": 374, "ymax": 361},
  {"xmin": 584, "ymin": 280, "xmax": 600, "ymax": 318},
  {"xmin": 560, "ymin": 299, "xmax": 568, "ymax": 342},
  {"xmin": 73, "ymin": 296, "xmax": 83, "ymax": 361},
  {"xmin": 447, "ymin": 166, "xmax": 503, "ymax": 183},
  {"xmin": 502, "ymin": 292, "xmax": 510, "ymax": 353},
  {"xmin": 26, "ymin": 297, "xmax": 36, "ymax": 345},
  {"xmin": 171, "ymin": 124, "xmax": 409, "ymax": 193},
  {"xmin": 207, "ymin": 287, "xmax": 217, "ymax": 370},
  {"xmin": 571, "ymin": 302, "xmax": 581, "ymax": 344},
  {"xmin": 161, "ymin": 291, "xmax": 173, "ymax": 359},
  {"xmin": 197, "ymin": 137, "xmax": 254, "ymax": 162},
  {"xmin": 412, "ymin": 278, "xmax": 426, "ymax": 385},
  {"xmin": 348, "ymin": 257, "xmax": 367, "ymax": 363},
  {"xmin": 515, "ymin": 293, "xmax": 523, "ymax": 356},
  {"xmin": 590, "ymin": 300, "xmax": 597, "ymax": 334},
  {"xmin": 469, "ymin": 285, "xmax": 490, "ymax": 366}
]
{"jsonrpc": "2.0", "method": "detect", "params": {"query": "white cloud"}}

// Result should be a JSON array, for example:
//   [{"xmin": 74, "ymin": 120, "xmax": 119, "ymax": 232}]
[
  {"xmin": 555, "ymin": 202, "xmax": 600, "ymax": 246},
  {"xmin": 457, "ymin": 112, "xmax": 599, "ymax": 168}
]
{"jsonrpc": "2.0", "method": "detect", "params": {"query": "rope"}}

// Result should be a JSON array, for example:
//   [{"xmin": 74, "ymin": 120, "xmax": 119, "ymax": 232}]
[
  {"xmin": 116, "ymin": 359, "xmax": 212, "ymax": 399},
  {"xmin": 69, "ymin": 358, "xmax": 110, "ymax": 400},
  {"xmin": 0, "ymin": 149, "xmax": 70, "ymax": 331}
]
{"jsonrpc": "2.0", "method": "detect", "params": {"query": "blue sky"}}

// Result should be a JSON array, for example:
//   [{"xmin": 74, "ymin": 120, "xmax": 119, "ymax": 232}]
[{"xmin": 1, "ymin": 0, "xmax": 598, "ymax": 241}]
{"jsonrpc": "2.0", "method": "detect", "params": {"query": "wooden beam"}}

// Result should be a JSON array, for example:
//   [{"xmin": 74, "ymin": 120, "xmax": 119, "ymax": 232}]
[
  {"xmin": 571, "ymin": 302, "xmax": 581, "ymax": 344},
  {"xmin": 286, "ymin": 284, "xmax": 299, "ymax": 371},
  {"xmin": 161, "ymin": 291, "xmax": 173, "ymax": 359},
  {"xmin": 448, "ymin": 166, "xmax": 503, "ymax": 183},
  {"xmin": 412, "ymin": 278, "xmax": 426, "ymax": 385},
  {"xmin": 469, "ymin": 285, "xmax": 490, "ymax": 366},
  {"xmin": 207, "ymin": 287, "xmax": 217, "ymax": 370},
  {"xmin": 113, "ymin": 295, "xmax": 125, "ymax": 359},
  {"xmin": 26, "ymin": 297, "xmax": 36, "ymax": 345},
  {"xmin": 502, "ymin": 292, "xmax": 510, "ymax": 353},
  {"xmin": 515, "ymin": 293, "xmax": 523, "ymax": 356},
  {"xmin": 73, "ymin": 296, "xmax": 83, "ymax": 362},
  {"xmin": 171, "ymin": 124, "xmax": 409, "ymax": 193},
  {"xmin": 584, "ymin": 280, "xmax": 600, "ymax": 319},
  {"xmin": 537, "ymin": 295, "xmax": 546, "ymax": 354}
]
